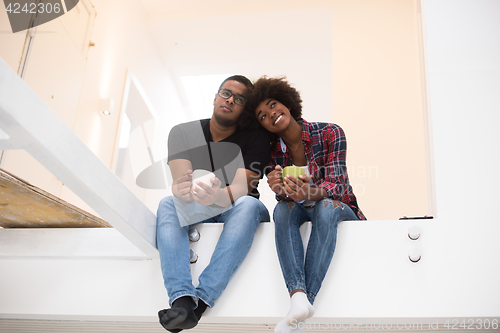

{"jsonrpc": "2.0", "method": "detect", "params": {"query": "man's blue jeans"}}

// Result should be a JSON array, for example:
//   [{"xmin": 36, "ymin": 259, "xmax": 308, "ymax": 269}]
[
  {"xmin": 273, "ymin": 198, "xmax": 359, "ymax": 305},
  {"xmin": 156, "ymin": 195, "xmax": 269, "ymax": 308}
]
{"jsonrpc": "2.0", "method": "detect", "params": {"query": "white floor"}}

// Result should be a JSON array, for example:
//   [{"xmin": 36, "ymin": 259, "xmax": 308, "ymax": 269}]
[{"xmin": 2, "ymin": 318, "xmax": 497, "ymax": 333}]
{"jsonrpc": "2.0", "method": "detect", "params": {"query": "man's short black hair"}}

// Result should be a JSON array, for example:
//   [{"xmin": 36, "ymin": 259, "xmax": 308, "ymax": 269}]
[{"xmin": 218, "ymin": 75, "xmax": 253, "ymax": 92}]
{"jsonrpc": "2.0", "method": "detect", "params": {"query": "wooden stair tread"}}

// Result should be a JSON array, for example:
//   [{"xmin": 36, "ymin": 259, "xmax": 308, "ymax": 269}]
[{"xmin": 0, "ymin": 168, "xmax": 111, "ymax": 228}]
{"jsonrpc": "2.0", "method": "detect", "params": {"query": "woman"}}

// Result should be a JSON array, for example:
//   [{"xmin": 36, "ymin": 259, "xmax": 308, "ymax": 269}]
[{"xmin": 243, "ymin": 77, "xmax": 366, "ymax": 333}]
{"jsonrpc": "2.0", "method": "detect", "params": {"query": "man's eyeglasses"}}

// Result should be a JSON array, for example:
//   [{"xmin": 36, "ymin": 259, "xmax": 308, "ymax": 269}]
[{"xmin": 218, "ymin": 89, "xmax": 247, "ymax": 106}]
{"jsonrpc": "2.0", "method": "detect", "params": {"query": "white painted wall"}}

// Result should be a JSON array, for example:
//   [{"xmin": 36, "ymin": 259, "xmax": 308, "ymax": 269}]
[
  {"xmin": 0, "ymin": 8, "xmax": 25, "ymax": 73},
  {"xmin": 1, "ymin": 0, "xmax": 500, "ymax": 324}
]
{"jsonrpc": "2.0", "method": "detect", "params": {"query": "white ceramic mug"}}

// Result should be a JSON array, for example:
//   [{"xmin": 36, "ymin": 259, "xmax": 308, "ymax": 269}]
[{"xmin": 192, "ymin": 169, "xmax": 215, "ymax": 192}]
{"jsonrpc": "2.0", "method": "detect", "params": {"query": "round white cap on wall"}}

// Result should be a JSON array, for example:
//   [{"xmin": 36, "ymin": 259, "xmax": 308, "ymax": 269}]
[
  {"xmin": 408, "ymin": 248, "xmax": 421, "ymax": 263},
  {"xmin": 408, "ymin": 225, "xmax": 421, "ymax": 240}
]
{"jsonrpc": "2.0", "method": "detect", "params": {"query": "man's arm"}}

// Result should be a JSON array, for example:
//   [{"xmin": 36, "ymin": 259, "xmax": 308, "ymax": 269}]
[{"xmin": 226, "ymin": 168, "xmax": 261, "ymax": 203}]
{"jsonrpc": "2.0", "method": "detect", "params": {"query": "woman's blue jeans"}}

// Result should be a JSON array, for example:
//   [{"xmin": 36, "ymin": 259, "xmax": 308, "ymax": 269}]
[
  {"xmin": 156, "ymin": 195, "xmax": 269, "ymax": 308},
  {"xmin": 273, "ymin": 198, "xmax": 359, "ymax": 305}
]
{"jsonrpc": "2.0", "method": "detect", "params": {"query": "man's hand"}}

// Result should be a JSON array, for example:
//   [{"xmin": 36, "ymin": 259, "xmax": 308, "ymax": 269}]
[
  {"xmin": 191, "ymin": 176, "xmax": 222, "ymax": 206},
  {"xmin": 267, "ymin": 165, "xmax": 287, "ymax": 198},
  {"xmin": 173, "ymin": 170, "xmax": 194, "ymax": 202},
  {"xmin": 283, "ymin": 174, "xmax": 312, "ymax": 202}
]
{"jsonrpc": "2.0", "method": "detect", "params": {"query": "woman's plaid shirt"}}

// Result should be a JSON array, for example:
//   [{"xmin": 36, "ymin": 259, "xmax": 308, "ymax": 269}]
[{"xmin": 268, "ymin": 118, "xmax": 366, "ymax": 220}]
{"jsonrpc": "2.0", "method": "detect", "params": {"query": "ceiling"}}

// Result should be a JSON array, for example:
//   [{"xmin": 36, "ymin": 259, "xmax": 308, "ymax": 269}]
[
  {"xmin": 139, "ymin": 0, "xmax": 333, "ymax": 21},
  {"xmin": 135, "ymin": 0, "xmax": 336, "ymax": 123}
]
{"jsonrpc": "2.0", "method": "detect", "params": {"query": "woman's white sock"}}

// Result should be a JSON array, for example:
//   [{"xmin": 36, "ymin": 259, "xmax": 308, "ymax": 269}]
[
  {"xmin": 285, "ymin": 292, "xmax": 314, "ymax": 326},
  {"xmin": 275, "ymin": 317, "xmax": 305, "ymax": 333}
]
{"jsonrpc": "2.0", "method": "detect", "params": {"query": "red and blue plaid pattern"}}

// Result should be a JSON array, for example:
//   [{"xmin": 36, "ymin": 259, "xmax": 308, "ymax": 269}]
[{"xmin": 269, "ymin": 118, "xmax": 366, "ymax": 220}]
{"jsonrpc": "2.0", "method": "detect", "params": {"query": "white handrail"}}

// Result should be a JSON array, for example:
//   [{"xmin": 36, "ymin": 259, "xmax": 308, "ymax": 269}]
[{"xmin": 0, "ymin": 58, "xmax": 158, "ymax": 258}]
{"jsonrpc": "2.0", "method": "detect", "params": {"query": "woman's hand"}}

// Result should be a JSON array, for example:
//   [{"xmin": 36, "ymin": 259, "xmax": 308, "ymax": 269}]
[
  {"xmin": 283, "ymin": 174, "xmax": 312, "ymax": 201},
  {"xmin": 284, "ymin": 174, "xmax": 330, "ymax": 202},
  {"xmin": 267, "ymin": 165, "xmax": 287, "ymax": 198}
]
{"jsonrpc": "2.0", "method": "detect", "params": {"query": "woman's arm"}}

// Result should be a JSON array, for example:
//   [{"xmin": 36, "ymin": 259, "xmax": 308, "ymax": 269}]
[
  {"xmin": 317, "ymin": 125, "xmax": 351, "ymax": 201},
  {"xmin": 282, "ymin": 124, "xmax": 350, "ymax": 202}
]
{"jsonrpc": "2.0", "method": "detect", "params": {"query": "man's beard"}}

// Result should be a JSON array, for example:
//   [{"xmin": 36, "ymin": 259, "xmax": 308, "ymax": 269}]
[{"xmin": 213, "ymin": 112, "xmax": 238, "ymax": 127}]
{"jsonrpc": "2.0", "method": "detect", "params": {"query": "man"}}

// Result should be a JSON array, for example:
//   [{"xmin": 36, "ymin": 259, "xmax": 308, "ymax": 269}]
[{"xmin": 156, "ymin": 75, "xmax": 270, "ymax": 332}]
